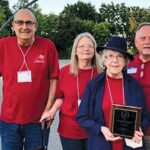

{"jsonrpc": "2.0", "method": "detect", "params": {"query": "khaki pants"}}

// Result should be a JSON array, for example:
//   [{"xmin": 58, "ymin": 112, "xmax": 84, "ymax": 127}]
[{"xmin": 144, "ymin": 136, "xmax": 150, "ymax": 150}]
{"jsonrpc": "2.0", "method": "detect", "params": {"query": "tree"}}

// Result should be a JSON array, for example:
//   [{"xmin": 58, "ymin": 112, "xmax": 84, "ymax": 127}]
[
  {"xmin": 0, "ymin": 0, "xmax": 12, "ymax": 36},
  {"xmin": 3, "ymin": 1, "xmax": 150, "ymax": 58},
  {"xmin": 36, "ymin": 13, "xmax": 59, "ymax": 41},
  {"xmin": 61, "ymin": 1, "xmax": 98, "ymax": 21},
  {"xmin": 56, "ymin": 1, "xmax": 99, "ymax": 58},
  {"xmin": 98, "ymin": 2, "xmax": 131, "ymax": 37},
  {"xmin": 97, "ymin": 2, "xmax": 150, "ymax": 54},
  {"xmin": 12, "ymin": 0, "xmax": 39, "ymax": 12},
  {"xmin": 0, "ymin": 6, "xmax": 6, "ymax": 25},
  {"xmin": 92, "ymin": 22, "xmax": 111, "ymax": 46}
]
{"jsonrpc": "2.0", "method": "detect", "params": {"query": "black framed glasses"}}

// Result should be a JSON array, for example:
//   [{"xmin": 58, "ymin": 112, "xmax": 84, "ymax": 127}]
[
  {"xmin": 105, "ymin": 54, "xmax": 125, "ymax": 61},
  {"xmin": 14, "ymin": 20, "xmax": 35, "ymax": 27}
]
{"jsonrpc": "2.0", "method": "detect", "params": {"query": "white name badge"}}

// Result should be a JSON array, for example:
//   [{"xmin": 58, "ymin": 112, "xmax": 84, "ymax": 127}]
[
  {"xmin": 127, "ymin": 67, "xmax": 137, "ymax": 74},
  {"xmin": 17, "ymin": 71, "xmax": 32, "ymax": 83}
]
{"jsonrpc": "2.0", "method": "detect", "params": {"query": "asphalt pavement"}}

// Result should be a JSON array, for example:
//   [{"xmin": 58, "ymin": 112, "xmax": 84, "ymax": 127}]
[{"xmin": 0, "ymin": 60, "xmax": 70, "ymax": 150}]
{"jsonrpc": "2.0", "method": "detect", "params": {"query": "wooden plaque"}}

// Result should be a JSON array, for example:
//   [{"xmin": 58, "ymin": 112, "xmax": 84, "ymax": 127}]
[{"xmin": 109, "ymin": 104, "xmax": 142, "ymax": 138}]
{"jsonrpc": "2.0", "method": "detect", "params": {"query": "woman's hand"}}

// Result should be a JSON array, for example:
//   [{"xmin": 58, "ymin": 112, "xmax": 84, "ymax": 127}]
[
  {"xmin": 101, "ymin": 126, "xmax": 122, "ymax": 141},
  {"xmin": 40, "ymin": 98, "xmax": 63, "ymax": 128},
  {"xmin": 132, "ymin": 129, "xmax": 144, "ymax": 143},
  {"xmin": 40, "ymin": 110, "xmax": 56, "ymax": 128}
]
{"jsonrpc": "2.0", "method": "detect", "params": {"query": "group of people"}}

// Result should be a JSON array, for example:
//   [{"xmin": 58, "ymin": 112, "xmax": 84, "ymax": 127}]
[{"xmin": 0, "ymin": 8, "xmax": 149, "ymax": 150}]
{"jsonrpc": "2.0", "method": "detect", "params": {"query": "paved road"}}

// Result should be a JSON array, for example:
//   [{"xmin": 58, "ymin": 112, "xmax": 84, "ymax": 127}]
[
  {"xmin": 0, "ymin": 60, "xmax": 70, "ymax": 150},
  {"xmin": 48, "ymin": 112, "xmax": 62, "ymax": 150}
]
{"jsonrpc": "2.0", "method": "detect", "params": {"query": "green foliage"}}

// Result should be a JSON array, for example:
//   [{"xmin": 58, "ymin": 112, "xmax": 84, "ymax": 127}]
[
  {"xmin": 0, "ymin": 7, "xmax": 6, "ymax": 25},
  {"xmin": 92, "ymin": 22, "xmax": 111, "ymax": 46},
  {"xmin": 12, "ymin": 0, "xmax": 40, "ymax": 12},
  {"xmin": 61, "ymin": 1, "xmax": 98, "ymax": 21},
  {"xmin": 0, "ymin": 0, "xmax": 12, "ymax": 36},
  {"xmin": 36, "ymin": 13, "xmax": 59, "ymax": 41},
  {"xmin": 98, "ymin": 2, "xmax": 131, "ymax": 36},
  {"xmin": 12, "ymin": 0, "xmax": 29, "ymax": 11},
  {"xmin": 1, "ymin": 1, "xmax": 150, "ymax": 58},
  {"xmin": 56, "ymin": 1, "xmax": 100, "ymax": 58}
]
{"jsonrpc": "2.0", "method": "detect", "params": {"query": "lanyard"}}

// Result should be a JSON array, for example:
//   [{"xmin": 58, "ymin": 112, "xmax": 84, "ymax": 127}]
[
  {"xmin": 18, "ymin": 42, "xmax": 34, "ymax": 72},
  {"xmin": 106, "ymin": 75, "xmax": 125, "ymax": 105}
]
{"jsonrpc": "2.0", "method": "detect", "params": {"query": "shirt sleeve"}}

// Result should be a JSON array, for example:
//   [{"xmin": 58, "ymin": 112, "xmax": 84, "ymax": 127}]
[
  {"xmin": 55, "ymin": 68, "xmax": 64, "ymax": 98},
  {"xmin": 48, "ymin": 40, "xmax": 60, "ymax": 79}
]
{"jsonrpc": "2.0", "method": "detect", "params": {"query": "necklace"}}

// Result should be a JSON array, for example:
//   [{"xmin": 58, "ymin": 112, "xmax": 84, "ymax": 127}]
[
  {"xmin": 106, "ymin": 75, "xmax": 125, "ymax": 105},
  {"xmin": 77, "ymin": 68, "xmax": 94, "ymax": 107}
]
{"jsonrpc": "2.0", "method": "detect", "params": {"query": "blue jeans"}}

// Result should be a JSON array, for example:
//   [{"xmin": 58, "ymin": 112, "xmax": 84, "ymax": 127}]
[
  {"xmin": 60, "ymin": 135, "xmax": 87, "ymax": 150},
  {"xmin": 0, "ymin": 121, "xmax": 50, "ymax": 150}
]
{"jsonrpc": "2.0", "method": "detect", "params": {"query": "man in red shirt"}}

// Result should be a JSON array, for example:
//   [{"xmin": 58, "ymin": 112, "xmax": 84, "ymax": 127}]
[
  {"xmin": 128, "ymin": 22, "xmax": 150, "ymax": 149},
  {"xmin": 0, "ymin": 8, "xmax": 59, "ymax": 149}
]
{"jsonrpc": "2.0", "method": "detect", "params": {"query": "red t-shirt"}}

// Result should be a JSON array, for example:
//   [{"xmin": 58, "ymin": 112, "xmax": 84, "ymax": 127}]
[
  {"xmin": 0, "ymin": 36, "xmax": 59, "ymax": 124},
  {"xmin": 129, "ymin": 54, "xmax": 150, "ymax": 135},
  {"xmin": 56, "ymin": 65, "xmax": 98, "ymax": 139},
  {"xmin": 102, "ymin": 76, "xmax": 124, "ymax": 150}
]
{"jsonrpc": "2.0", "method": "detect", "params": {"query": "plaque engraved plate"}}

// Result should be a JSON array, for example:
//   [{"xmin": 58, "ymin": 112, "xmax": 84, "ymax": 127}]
[{"xmin": 110, "ymin": 104, "xmax": 142, "ymax": 138}]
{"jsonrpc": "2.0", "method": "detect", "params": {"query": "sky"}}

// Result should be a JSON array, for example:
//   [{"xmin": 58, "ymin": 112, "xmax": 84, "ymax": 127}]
[{"xmin": 9, "ymin": 0, "xmax": 150, "ymax": 15}]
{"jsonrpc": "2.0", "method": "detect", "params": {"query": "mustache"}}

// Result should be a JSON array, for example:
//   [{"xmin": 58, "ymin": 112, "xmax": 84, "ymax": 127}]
[{"xmin": 20, "ymin": 29, "xmax": 31, "ymax": 33}]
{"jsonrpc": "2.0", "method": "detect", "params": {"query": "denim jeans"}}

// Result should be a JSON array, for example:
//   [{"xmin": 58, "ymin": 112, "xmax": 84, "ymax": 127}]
[
  {"xmin": 0, "ymin": 121, "xmax": 50, "ymax": 150},
  {"xmin": 60, "ymin": 135, "xmax": 87, "ymax": 150}
]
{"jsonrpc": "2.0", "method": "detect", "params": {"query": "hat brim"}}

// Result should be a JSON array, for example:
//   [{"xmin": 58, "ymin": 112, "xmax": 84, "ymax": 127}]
[{"xmin": 96, "ymin": 46, "xmax": 133, "ymax": 61}]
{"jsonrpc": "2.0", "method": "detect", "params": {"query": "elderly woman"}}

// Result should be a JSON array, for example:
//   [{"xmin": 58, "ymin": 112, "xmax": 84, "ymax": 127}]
[
  {"xmin": 40, "ymin": 32, "xmax": 101, "ymax": 150},
  {"xmin": 77, "ymin": 36, "xmax": 149, "ymax": 150}
]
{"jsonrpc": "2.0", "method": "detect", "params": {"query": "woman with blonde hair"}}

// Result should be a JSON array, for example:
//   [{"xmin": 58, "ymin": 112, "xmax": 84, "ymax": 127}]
[{"xmin": 40, "ymin": 32, "xmax": 100, "ymax": 150}]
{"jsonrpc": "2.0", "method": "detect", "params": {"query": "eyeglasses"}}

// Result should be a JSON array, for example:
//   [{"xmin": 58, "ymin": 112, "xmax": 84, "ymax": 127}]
[
  {"xmin": 140, "ymin": 63, "xmax": 144, "ymax": 78},
  {"xmin": 77, "ymin": 45, "xmax": 95, "ymax": 50},
  {"xmin": 105, "ymin": 54, "xmax": 125, "ymax": 61},
  {"xmin": 14, "ymin": 20, "xmax": 35, "ymax": 27}
]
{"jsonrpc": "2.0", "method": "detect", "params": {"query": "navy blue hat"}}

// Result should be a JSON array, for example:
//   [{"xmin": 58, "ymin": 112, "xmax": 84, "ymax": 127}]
[{"xmin": 96, "ymin": 36, "xmax": 133, "ymax": 61}]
